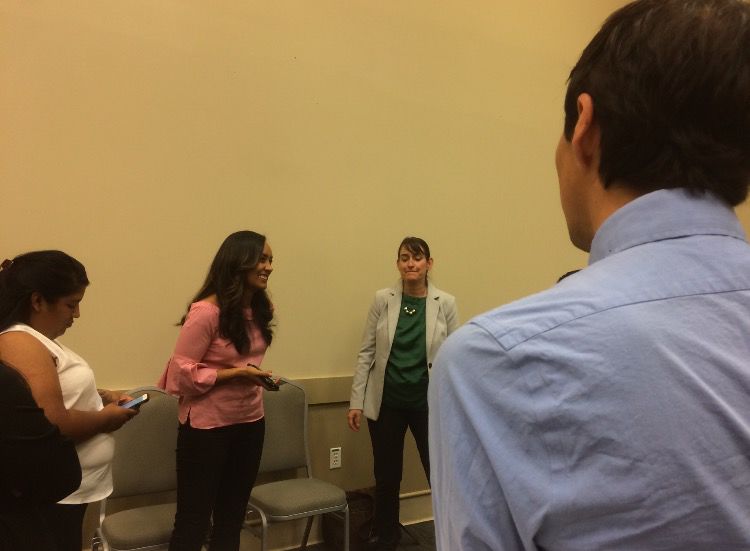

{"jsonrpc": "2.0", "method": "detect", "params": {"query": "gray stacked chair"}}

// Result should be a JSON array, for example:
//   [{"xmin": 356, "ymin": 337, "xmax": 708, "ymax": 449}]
[
  {"xmin": 91, "ymin": 386, "xmax": 179, "ymax": 551},
  {"xmin": 246, "ymin": 379, "xmax": 349, "ymax": 551}
]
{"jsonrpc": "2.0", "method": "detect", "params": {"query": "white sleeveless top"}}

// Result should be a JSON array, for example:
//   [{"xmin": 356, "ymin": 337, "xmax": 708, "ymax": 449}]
[{"xmin": 1, "ymin": 324, "xmax": 114, "ymax": 503}]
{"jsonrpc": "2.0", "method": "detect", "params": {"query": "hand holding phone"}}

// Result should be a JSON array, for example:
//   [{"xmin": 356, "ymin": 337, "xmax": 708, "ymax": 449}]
[
  {"xmin": 257, "ymin": 375, "xmax": 280, "ymax": 391},
  {"xmin": 246, "ymin": 363, "xmax": 280, "ymax": 391},
  {"xmin": 121, "ymin": 393, "xmax": 149, "ymax": 409}
]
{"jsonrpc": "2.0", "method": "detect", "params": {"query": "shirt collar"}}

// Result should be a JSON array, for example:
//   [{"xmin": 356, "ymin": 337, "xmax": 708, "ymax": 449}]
[{"xmin": 589, "ymin": 188, "xmax": 746, "ymax": 265}]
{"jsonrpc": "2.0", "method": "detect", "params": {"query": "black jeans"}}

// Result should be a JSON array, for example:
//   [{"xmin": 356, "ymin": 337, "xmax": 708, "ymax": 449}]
[
  {"xmin": 367, "ymin": 405, "xmax": 430, "ymax": 543},
  {"xmin": 169, "ymin": 418, "xmax": 265, "ymax": 551}
]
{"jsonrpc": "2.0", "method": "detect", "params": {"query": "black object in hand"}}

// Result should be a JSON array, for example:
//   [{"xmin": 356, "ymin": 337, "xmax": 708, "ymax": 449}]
[{"xmin": 258, "ymin": 375, "xmax": 280, "ymax": 391}]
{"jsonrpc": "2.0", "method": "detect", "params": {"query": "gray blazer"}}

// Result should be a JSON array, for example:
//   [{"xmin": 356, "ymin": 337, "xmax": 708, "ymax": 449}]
[{"xmin": 349, "ymin": 281, "xmax": 459, "ymax": 420}]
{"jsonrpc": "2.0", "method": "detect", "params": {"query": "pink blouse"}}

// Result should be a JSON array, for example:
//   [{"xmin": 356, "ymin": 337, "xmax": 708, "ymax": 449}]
[{"xmin": 157, "ymin": 301, "xmax": 268, "ymax": 429}]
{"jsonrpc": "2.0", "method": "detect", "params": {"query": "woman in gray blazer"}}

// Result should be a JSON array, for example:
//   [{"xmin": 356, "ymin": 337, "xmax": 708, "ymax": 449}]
[{"xmin": 348, "ymin": 236, "xmax": 458, "ymax": 551}]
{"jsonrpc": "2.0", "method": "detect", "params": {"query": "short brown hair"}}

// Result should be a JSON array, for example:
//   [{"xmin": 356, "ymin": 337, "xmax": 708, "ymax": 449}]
[{"xmin": 564, "ymin": 0, "xmax": 750, "ymax": 205}]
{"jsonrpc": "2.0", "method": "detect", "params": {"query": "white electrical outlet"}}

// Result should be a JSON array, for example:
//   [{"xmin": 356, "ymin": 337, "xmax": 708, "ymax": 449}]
[{"xmin": 330, "ymin": 447, "xmax": 342, "ymax": 469}]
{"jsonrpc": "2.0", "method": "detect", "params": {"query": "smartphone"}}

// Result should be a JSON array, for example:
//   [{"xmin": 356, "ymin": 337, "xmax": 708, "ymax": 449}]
[
  {"xmin": 258, "ymin": 375, "xmax": 280, "ymax": 391},
  {"xmin": 121, "ymin": 393, "xmax": 149, "ymax": 409}
]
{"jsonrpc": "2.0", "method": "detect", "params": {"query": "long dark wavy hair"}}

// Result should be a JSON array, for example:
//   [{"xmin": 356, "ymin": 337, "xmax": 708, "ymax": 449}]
[
  {"xmin": 181, "ymin": 231, "xmax": 273, "ymax": 354},
  {"xmin": 0, "ymin": 251, "xmax": 89, "ymax": 332}
]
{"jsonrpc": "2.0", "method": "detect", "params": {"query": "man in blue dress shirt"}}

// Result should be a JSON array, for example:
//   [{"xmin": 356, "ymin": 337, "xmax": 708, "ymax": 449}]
[{"xmin": 429, "ymin": 1, "xmax": 750, "ymax": 549}]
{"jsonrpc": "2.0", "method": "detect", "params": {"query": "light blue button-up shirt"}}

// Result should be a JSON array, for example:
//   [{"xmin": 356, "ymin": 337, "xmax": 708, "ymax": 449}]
[{"xmin": 429, "ymin": 189, "xmax": 750, "ymax": 550}]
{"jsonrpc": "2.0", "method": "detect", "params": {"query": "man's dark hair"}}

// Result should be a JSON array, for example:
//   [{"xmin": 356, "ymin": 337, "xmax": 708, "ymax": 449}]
[{"xmin": 564, "ymin": 0, "xmax": 750, "ymax": 205}]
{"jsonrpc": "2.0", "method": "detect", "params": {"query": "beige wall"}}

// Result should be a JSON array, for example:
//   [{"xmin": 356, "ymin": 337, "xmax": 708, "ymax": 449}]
[
  {"xmin": 1, "ymin": 1, "xmax": 638, "ymax": 389},
  {"xmin": 6, "ymin": 0, "xmax": 750, "ymax": 383},
  {"xmin": 6, "ymin": 1, "xmax": 750, "ymax": 547}
]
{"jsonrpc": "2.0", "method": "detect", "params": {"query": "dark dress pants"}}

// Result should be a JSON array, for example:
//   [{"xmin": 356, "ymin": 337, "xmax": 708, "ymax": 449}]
[
  {"xmin": 0, "ymin": 505, "xmax": 62, "ymax": 551},
  {"xmin": 169, "ymin": 418, "xmax": 265, "ymax": 551},
  {"xmin": 43, "ymin": 502, "xmax": 87, "ymax": 551},
  {"xmin": 367, "ymin": 405, "xmax": 430, "ymax": 544}
]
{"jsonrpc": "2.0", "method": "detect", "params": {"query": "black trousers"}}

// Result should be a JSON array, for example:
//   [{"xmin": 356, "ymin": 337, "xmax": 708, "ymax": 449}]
[
  {"xmin": 367, "ymin": 405, "xmax": 430, "ymax": 543},
  {"xmin": 43, "ymin": 502, "xmax": 87, "ymax": 551},
  {"xmin": 169, "ymin": 418, "xmax": 265, "ymax": 551}
]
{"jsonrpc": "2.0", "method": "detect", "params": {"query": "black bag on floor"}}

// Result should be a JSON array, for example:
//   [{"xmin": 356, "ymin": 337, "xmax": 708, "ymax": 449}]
[{"xmin": 322, "ymin": 488, "xmax": 375, "ymax": 551}]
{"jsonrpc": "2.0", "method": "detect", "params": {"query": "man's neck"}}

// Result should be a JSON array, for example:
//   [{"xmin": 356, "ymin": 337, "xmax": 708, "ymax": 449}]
[{"xmin": 580, "ymin": 181, "xmax": 646, "ymax": 252}]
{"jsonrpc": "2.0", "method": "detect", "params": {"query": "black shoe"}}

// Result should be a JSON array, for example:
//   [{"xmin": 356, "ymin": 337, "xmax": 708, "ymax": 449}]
[{"xmin": 367, "ymin": 529, "xmax": 401, "ymax": 551}]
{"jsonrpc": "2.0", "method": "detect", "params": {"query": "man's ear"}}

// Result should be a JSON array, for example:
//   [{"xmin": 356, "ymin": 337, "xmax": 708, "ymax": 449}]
[{"xmin": 571, "ymin": 93, "xmax": 601, "ymax": 171}]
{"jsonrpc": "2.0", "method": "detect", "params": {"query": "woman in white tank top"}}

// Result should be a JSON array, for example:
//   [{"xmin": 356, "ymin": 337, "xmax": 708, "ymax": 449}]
[{"xmin": 0, "ymin": 251, "xmax": 138, "ymax": 551}]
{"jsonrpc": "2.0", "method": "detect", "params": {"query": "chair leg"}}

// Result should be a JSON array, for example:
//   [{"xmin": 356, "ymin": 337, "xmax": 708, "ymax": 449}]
[
  {"xmin": 91, "ymin": 532, "xmax": 108, "ymax": 551},
  {"xmin": 300, "ymin": 516, "xmax": 314, "ymax": 549},
  {"xmin": 343, "ymin": 507, "xmax": 350, "ymax": 551},
  {"xmin": 260, "ymin": 513, "xmax": 269, "ymax": 551}
]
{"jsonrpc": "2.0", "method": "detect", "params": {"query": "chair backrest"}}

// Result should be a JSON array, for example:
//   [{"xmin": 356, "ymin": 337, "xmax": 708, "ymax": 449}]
[
  {"xmin": 110, "ymin": 386, "xmax": 178, "ymax": 498},
  {"xmin": 257, "ymin": 379, "xmax": 309, "ymax": 475}
]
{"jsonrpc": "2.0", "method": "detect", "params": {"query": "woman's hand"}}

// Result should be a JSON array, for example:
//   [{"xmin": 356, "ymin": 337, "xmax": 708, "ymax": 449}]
[
  {"xmin": 98, "ymin": 388, "xmax": 131, "ymax": 405},
  {"xmin": 215, "ymin": 363, "xmax": 275, "ymax": 386},
  {"xmin": 99, "ymin": 402, "xmax": 138, "ymax": 432},
  {"xmin": 347, "ymin": 409, "xmax": 363, "ymax": 432},
  {"xmin": 244, "ymin": 363, "xmax": 279, "ymax": 387}
]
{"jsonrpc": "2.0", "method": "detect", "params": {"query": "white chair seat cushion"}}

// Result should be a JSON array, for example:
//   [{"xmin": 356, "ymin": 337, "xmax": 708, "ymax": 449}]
[
  {"xmin": 250, "ymin": 478, "xmax": 346, "ymax": 519},
  {"xmin": 101, "ymin": 502, "xmax": 176, "ymax": 549}
]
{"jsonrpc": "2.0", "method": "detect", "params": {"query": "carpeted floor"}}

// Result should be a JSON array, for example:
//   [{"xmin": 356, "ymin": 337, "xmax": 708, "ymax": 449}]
[{"xmin": 306, "ymin": 520, "xmax": 436, "ymax": 551}]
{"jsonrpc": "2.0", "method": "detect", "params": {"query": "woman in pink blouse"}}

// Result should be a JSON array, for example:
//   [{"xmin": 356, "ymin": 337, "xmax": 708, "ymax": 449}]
[{"xmin": 158, "ymin": 230, "xmax": 275, "ymax": 551}]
